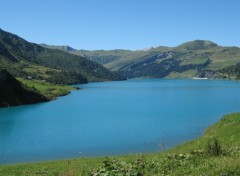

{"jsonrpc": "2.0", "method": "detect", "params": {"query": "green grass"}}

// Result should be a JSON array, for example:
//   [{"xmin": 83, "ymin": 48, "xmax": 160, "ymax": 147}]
[
  {"xmin": 23, "ymin": 64, "xmax": 60, "ymax": 79},
  {"xmin": 17, "ymin": 78, "xmax": 75, "ymax": 99},
  {"xmin": 180, "ymin": 57, "xmax": 208, "ymax": 66},
  {"xmin": 166, "ymin": 69, "xmax": 198, "ymax": 78},
  {"xmin": 0, "ymin": 113, "xmax": 239, "ymax": 175}
]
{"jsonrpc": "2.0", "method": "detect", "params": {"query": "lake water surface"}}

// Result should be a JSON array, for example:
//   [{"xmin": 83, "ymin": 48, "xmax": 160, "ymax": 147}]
[{"xmin": 1, "ymin": 79, "xmax": 240, "ymax": 164}]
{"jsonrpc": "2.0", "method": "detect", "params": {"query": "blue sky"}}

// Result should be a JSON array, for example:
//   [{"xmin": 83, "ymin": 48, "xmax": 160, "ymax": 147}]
[{"xmin": 0, "ymin": 0, "xmax": 239, "ymax": 50}]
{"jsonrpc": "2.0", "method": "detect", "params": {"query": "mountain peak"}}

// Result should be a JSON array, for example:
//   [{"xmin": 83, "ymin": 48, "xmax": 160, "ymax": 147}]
[
  {"xmin": 176, "ymin": 40, "xmax": 218, "ymax": 50},
  {"xmin": 40, "ymin": 44, "xmax": 76, "ymax": 52}
]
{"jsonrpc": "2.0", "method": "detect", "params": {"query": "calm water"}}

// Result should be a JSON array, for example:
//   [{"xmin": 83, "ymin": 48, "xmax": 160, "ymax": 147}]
[{"xmin": 1, "ymin": 79, "xmax": 240, "ymax": 164}]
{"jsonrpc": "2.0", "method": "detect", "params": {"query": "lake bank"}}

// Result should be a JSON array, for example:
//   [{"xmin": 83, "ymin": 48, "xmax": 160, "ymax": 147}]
[
  {"xmin": 1, "ymin": 79, "xmax": 240, "ymax": 165},
  {"xmin": 0, "ymin": 112, "xmax": 239, "ymax": 175},
  {"xmin": 1, "ymin": 77, "xmax": 239, "ymax": 108}
]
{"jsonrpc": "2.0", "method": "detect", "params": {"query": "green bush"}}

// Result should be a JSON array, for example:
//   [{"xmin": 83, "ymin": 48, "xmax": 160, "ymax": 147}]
[{"xmin": 206, "ymin": 138, "xmax": 223, "ymax": 156}]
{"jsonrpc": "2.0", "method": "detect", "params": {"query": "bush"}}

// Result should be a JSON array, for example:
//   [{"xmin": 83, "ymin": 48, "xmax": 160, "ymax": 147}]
[{"xmin": 206, "ymin": 138, "xmax": 223, "ymax": 156}]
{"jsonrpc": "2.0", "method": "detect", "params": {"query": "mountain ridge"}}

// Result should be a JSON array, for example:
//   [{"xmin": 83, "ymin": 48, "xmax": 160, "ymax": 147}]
[
  {"xmin": 40, "ymin": 39, "xmax": 240, "ymax": 52},
  {"xmin": 41, "ymin": 40, "xmax": 240, "ymax": 79},
  {"xmin": 0, "ymin": 28, "xmax": 125, "ymax": 85}
]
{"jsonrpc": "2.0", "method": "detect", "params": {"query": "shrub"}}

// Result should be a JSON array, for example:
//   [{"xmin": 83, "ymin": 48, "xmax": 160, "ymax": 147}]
[{"xmin": 206, "ymin": 138, "xmax": 223, "ymax": 156}]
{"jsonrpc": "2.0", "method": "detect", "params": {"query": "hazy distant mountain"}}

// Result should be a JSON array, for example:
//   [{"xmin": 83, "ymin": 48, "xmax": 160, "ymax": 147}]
[
  {"xmin": 0, "ymin": 69, "xmax": 47, "ymax": 107},
  {"xmin": 43, "ymin": 40, "xmax": 240, "ymax": 79},
  {"xmin": 0, "ymin": 28, "xmax": 124, "ymax": 85},
  {"xmin": 41, "ymin": 44, "xmax": 133, "ymax": 65}
]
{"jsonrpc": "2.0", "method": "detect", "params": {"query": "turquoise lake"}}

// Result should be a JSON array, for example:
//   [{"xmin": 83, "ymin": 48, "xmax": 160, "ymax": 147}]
[{"xmin": 1, "ymin": 79, "xmax": 240, "ymax": 164}]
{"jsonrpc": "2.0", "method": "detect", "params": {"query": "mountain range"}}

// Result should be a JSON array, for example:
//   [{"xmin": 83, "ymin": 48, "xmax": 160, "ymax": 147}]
[
  {"xmin": 2, "ymin": 28, "xmax": 240, "ymax": 106},
  {"xmin": 0, "ymin": 28, "xmax": 124, "ymax": 85},
  {"xmin": 42, "ymin": 40, "xmax": 240, "ymax": 79}
]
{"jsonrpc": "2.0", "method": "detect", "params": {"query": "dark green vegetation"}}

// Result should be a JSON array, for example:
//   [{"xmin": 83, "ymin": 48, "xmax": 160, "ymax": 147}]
[
  {"xmin": 0, "ymin": 69, "xmax": 47, "ymax": 107},
  {"xmin": 44, "ymin": 40, "xmax": 240, "ymax": 79},
  {"xmin": 0, "ymin": 69, "xmax": 74, "ymax": 107},
  {"xmin": 0, "ymin": 28, "xmax": 124, "ymax": 85},
  {"xmin": 0, "ymin": 28, "xmax": 125, "ymax": 107},
  {"xmin": 1, "ymin": 113, "xmax": 239, "ymax": 175}
]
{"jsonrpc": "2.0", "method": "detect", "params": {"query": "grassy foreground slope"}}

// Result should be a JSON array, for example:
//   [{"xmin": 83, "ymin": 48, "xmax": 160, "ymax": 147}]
[{"xmin": 0, "ymin": 113, "xmax": 239, "ymax": 175}]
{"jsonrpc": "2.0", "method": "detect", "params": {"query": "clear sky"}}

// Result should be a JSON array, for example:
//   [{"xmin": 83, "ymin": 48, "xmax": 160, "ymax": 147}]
[{"xmin": 0, "ymin": 0, "xmax": 239, "ymax": 50}]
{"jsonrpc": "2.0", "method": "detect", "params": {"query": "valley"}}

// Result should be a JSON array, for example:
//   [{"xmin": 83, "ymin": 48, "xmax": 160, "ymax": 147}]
[
  {"xmin": 0, "ymin": 29, "xmax": 240, "ymax": 176},
  {"xmin": 2, "ymin": 27, "xmax": 240, "ymax": 108}
]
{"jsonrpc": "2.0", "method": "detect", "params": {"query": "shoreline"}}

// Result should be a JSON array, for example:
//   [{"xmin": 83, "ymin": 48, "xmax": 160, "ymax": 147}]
[
  {"xmin": 0, "ymin": 112, "xmax": 238, "ymax": 166},
  {"xmin": 0, "ymin": 112, "xmax": 239, "ymax": 175},
  {"xmin": 1, "ymin": 78, "xmax": 239, "ymax": 170},
  {"xmin": 1, "ymin": 77, "xmax": 238, "ymax": 108}
]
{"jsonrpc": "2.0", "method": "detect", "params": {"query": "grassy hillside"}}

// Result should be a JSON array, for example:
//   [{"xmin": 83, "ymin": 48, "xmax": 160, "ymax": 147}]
[
  {"xmin": 48, "ymin": 40, "xmax": 240, "ymax": 79},
  {"xmin": 17, "ymin": 78, "xmax": 75, "ymax": 100},
  {"xmin": 0, "ymin": 69, "xmax": 75, "ymax": 107},
  {"xmin": 40, "ymin": 44, "xmax": 133, "ymax": 65},
  {"xmin": 0, "ymin": 70, "xmax": 76, "ymax": 107},
  {"xmin": 114, "ymin": 41, "xmax": 240, "ymax": 79},
  {"xmin": 0, "ymin": 113, "xmax": 239, "ymax": 175},
  {"xmin": 0, "ymin": 28, "xmax": 124, "ymax": 85},
  {"xmin": 0, "ymin": 69, "xmax": 48, "ymax": 107}
]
